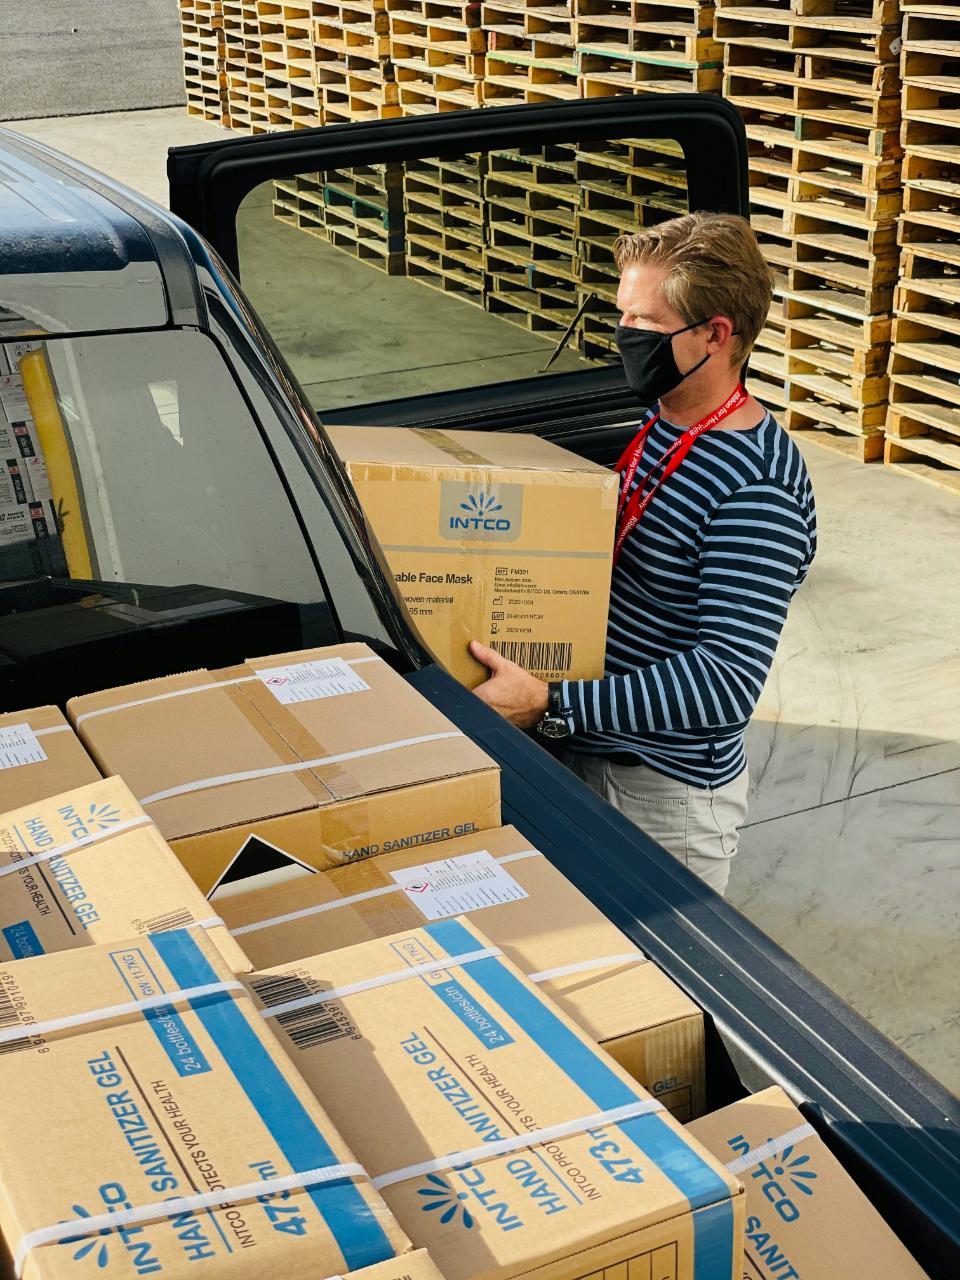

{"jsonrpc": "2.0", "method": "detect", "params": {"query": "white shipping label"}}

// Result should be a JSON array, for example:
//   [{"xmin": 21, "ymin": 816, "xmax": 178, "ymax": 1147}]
[
  {"xmin": 0, "ymin": 724, "xmax": 47, "ymax": 770},
  {"xmin": 390, "ymin": 851, "xmax": 529, "ymax": 920},
  {"xmin": 258, "ymin": 658, "xmax": 370, "ymax": 704}
]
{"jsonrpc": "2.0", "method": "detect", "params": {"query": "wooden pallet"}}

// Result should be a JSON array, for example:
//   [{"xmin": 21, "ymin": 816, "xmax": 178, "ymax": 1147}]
[
  {"xmin": 884, "ymin": 430, "xmax": 960, "ymax": 495},
  {"xmin": 405, "ymin": 195, "xmax": 486, "ymax": 300},
  {"xmin": 316, "ymin": 0, "xmax": 392, "ymax": 61},
  {"xmin": 403, "ymin": 154, "xmax": 487, "ymax": 300}
]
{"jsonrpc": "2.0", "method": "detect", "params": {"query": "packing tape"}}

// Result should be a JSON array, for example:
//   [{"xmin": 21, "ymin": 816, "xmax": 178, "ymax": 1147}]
[
  {"xmin": 527, "ymin": 952, "xmax": 647, "ymax": 983},
  {"xmin": 256, "ymin": 946, "xmax": 502, "ymax": 1019},
  {"xmin": 0, "ymin": 978, "xmax": 244, "ymax": 1048},
  {"xmin": 230, "ymin": 848, "xmax": 543, "ymax": 937},
  {"xmin": 373, "ymin": 1098, "xmax": 665, "ymax": 1190},
  {"xmin": 0, "ymin": 815, "xmax": 153, "ymax": 880},
  {"xmin": 418, "ymin": 428, "xmax": 494, "ymax": 467},
  {"xmin": 13, "ymin": 1162, "xmax": 368, "ymax": 1277},
  {"xmin": 73, "ymin": 656, "xmax": 383, "ymax": 725},
  {"xmin": 139, "ymin": 731, "xmax": 465, "ymax": 807},
  {"xmin": 724, "ymin": 1123, "xmax": 817, "ymax": 1177},
  {"xmin": 33, "ymin": 724, "xmax": 72, "ymax": 737}
]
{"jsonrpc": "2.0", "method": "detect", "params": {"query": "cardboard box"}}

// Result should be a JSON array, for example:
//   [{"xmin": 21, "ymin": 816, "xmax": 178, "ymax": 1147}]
[
  {"xmin": 220, "ymin": 824, "xmax": 705, "ymax": 1118},
  {"xmin": 0, "ymin": 705, "xmax": 101, "ymax": 811},
  {"xmin": 69, "ymin": 643, "xmax": 501, "ymax": 895},
  {"xmin": 0, "ymin": 775, "xmax": 250, "ymax": 972},
  {"xmin": 353, "ymin": 1251, "xmax": 447, "ymax": 1280},
  {"xmin": 328, "ymin": 426, "xmax": 617, "ymax": 688},
  {"xmin": 688, "ymin": 1086, "xmax": 929, "ymax": 1279},
  {"xmin": 244, "ymin": 917, "xmax": 743, "ymax": 1280},
  {"xmin": 0, "ymin": 927, "xmax": 411, "ymax": 1280}
]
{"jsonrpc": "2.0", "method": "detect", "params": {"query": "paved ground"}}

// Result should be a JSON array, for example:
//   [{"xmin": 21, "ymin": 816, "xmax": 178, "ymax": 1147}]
[
  {"xmin": 3, "ymin": 108, "xmax": 958, "ymax": 1094},
  {"xmin": 0, "ymin": 0, "xmax": 184, "ymax": 121}
]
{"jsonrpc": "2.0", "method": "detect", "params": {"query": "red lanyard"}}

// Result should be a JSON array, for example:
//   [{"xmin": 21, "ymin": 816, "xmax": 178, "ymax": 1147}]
[{"xmin": 613, "ymin": 384, "xmax": 747, "ymax": 566}]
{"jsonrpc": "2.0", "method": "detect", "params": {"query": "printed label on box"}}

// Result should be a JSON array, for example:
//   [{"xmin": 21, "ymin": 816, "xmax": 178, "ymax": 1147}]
[
  {"xmin": 0, "ymin": 724, "xmax": 47, "ymax": 770},
  {"xmin": 258, "ymin": 657, "xmax": 371, "ymax": 704},
  {"xmin": 389, "ymin": 850, "xmax": 529, "ymax": 920}
]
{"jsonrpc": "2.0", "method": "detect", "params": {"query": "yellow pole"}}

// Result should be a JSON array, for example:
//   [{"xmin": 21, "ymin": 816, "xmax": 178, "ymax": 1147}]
[{"xmin": 20, "ymin": 347, "xmax": 94, "ymax": 579}]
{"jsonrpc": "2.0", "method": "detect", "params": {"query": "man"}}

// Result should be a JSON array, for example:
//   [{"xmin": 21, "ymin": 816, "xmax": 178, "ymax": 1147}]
[{"xmin": 470, "ymin": 212, "xmax": 817, "ymax": 895}]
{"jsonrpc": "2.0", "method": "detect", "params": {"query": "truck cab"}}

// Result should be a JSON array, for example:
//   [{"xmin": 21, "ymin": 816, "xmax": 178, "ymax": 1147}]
[{"xmin": 0, "ymin": 97, "xmax": 957, "ymax": 1276}]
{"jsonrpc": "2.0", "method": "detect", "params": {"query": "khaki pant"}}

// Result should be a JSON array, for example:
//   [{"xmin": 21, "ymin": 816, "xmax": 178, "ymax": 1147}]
[{"xmin": 563, "ymin": 752, "xmax": 749, "ymax": 896}]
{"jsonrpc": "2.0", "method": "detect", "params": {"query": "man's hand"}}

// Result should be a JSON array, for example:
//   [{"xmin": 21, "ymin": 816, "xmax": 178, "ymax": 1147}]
[{"xmin": 470, "ymin": 640, "xmax": 549, "ymax": 730}]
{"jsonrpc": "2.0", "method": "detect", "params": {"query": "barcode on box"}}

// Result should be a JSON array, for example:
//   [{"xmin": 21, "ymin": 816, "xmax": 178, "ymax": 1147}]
[
  {"xmin": 141, "ymin": 909, "xmax": 197, "ymax": 935},
  {"xmin": 491, "ymin": 640, "xmax": 573, "ymax": 674},
  {"xmin": 0, "ymin": 984, "xmax": 31, "ymax": 1055},
  {"xmin": 249, "ymin": 973, "xmax": 356, "ymax": 1050}
]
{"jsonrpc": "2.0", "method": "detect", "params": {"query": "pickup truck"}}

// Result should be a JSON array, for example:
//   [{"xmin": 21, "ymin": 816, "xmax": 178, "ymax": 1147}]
[{"xmin": 0, "ymin": 95, "xmax": 957, "ymax": 1277}]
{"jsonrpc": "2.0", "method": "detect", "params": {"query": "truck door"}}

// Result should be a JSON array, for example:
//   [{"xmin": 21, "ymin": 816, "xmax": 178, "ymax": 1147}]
[{"xmin": 168, "ymin": 95, "xmax": 749, "ymax": 462}]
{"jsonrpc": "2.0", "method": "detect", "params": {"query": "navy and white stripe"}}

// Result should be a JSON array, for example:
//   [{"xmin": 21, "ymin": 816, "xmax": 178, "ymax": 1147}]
[{"xmin": 562, "ymin": 407, "xmax": 817, "ymax": 789}]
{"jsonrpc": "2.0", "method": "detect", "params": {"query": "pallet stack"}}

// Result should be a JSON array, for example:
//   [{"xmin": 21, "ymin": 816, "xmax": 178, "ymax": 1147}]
[
  {"xmin": 315, "ymin": 0, "xmax": 399, "ymax": 122},
  {"xmin": 576, "ymin": 0, "xmax": 722, "ymax": 101},
  {"xmin": 717, "ymin": 0, "xmax": 903, "ymax": 461},
  {"xmin": 884, "ymin": 1, "xmax": 960, "ymax": 492},
  {"xmin": 390, "ymin": 0, "xmax": 486, "ymax": 113},
  {"xmin": 481, "ymin": 0, "xmax": 578, "ymax": 105},
  {"xmin": 404, "ymin": 154, "xmax": 487, "ymax": 297},
  {"xmin": 180, "ymin": 0, "xmax": 230, "ymax": 125},
  {"xmin": 575, "ymin": 135, "xmax": 689, "ymax": 358}
]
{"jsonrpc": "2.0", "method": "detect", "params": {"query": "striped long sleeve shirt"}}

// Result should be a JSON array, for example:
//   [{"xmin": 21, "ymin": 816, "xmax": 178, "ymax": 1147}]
[{"xmin": 561, "ymin": 406, "xmax": 817, "ymax": 789}]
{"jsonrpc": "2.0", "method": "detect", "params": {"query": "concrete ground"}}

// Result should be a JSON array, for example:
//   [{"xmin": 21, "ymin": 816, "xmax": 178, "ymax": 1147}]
[
  {"xmin": 0, "ymin": 1, "xmax": 184, "ymax": 121},
  {"xmin": 4, "ymin": 108, "xmax": 958, "ymax": 1094}
]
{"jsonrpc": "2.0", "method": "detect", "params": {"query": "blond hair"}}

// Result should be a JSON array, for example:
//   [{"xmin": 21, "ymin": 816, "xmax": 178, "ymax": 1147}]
[{"xmin": 614, "ymin": 213, "xmax": 772, "ymax": 365}]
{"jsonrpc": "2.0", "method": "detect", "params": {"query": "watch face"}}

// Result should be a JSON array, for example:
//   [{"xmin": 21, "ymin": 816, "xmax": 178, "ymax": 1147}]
[{"xmin": 539, "ymin": 717, "xmax": 570, "ymax": 739}]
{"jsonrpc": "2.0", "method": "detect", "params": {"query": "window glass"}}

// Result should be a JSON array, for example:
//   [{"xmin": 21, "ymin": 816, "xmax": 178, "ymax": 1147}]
[
  {"xmin": 236, "ymin": 136, "xmax": 689, "ymax": 414},
  {"xmin": 0, "ymin": 330, "xmax": 324, "ymax": 605}
]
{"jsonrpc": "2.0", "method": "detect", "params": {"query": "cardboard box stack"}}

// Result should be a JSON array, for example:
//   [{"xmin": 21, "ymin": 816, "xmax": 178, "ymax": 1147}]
[
  {"xmin": 689, "ymin": 1086, "xmax": 930, "ymax": 1279},
  {"xmin": 244, "ymin": 917, "xmax": 744, "ymax": 1280},
  {"xmin": 328, "ymin": 427, "xmax": 617, "ymax": 689},
  {"xmin": 0, "ymin": 775, "xmax": 249, "ymax": 972},
  {"xmin": 0, "ymin": 927, "xmax": 422, "ymax": 1280},
  {"xmin": 0, "ymin": 705, "xmax": 100, "ymax": 811},
  {"xmin": 220, "ymin": 823, "xmax": 706, "ymax": 1118},
  {"xmin": 69, "ymin": 643, "xmax": 501, "ymax": 894},
  {"xmin": 0, "ymin": 364, "xmax": 54, "ymax": 549}
]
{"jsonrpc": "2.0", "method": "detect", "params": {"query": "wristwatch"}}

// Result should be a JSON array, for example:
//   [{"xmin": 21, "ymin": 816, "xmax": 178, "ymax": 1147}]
[{"xmin": 537, "ymin": 683, "xmax": 574, "ymax": 740}]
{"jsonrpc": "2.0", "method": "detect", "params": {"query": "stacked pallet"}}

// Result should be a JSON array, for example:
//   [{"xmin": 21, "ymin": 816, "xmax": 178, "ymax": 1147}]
[
  {"xmin": 575, "ymin": 135, "xmax": 689, "ymax": 358},
  {"xmin": 885, "ymin": 1, "xmax": 960, "ymax": 491},
  {"xmin": 576, "ymin": 0, "xmax": 723, "ymax": 101},
  {"xmin": 485, "ymin": 145, "xmax": 582, "ymax": 333},
  {"xmin": 390, "ymin": 0, "xmax": 486, "ymax": 112},
  {"xmin": 314, "ymin": 0, "xmax": 398, "ymax": 122},
  {"xmin": 718, "ymin": 0, "xmax": 903, "ymax": 460},
  {"xmin": 404, "ymin": 154, "xmax": 487, "ymax": 298},
  {"xmin": 481, "ymin": 0, "xmax": 578, "ymax": 105},
  {"xmin": 181, "ymin": 0, "xmax": 229, "ymax": 124}
]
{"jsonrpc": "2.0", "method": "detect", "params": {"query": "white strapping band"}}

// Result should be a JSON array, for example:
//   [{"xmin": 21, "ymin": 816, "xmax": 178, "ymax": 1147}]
[
  {"xmin": 139, "ymin": 731, "xmax": 463, "ymax": 807},
  {"xmin": 258, "ymin": 947, "xmax": 502, "ymax": 1019},
  {"xmin": 373, "ymin": 1099, "xmax": 664, "ymax": 1191},
  {"xmin": 72, "ymin": 655, "xmax": 383, "ymax": 725},
  {"xmin": 33, "ymin": 724, "xmax": 72, "ymax": 738},
  {"xmin": 528, "ymin": 952, "xmax": 647, "ymax": 983},
  {"xmin": 13, "ymin": 1162, "xmax": 367, "ymax": 1278},
  {"xmin": 0, "ymin": 815, "xmax": 152, "ymax": 881},
  {"xmin": 725, "ymin": 1123, "xmax": 816, "ymax": 1177},
  {"xmin": 231, "ymin": 848, "xmax": 543, "ymax": 937},
  {"xmin": 0, "ymin": 979, "xmax": 244, "ymax": 1047}
]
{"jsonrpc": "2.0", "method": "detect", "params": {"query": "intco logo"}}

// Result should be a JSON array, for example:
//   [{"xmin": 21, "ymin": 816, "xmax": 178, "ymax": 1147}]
[
  {"xmin": 439, "ymin": 481, "xmax": 523, "ymax": 543},
  {"xmin": 417, "ymin": 1174, "xmax": 476, "ymax": 1228},
  {"xmin": 728, "ymin": 1135, "xmax": 819, "ymax": 1223},
  {"xmin": 60, "ymin": 1205, "xmax": 112, "ymax": 1269},
  {"xmin": 85, "ymin": 803, "xmax": 122, "ymax": 832},
  {"xmin": 451, "ymin": 491, "xmax": 511, "ymax": 533}
]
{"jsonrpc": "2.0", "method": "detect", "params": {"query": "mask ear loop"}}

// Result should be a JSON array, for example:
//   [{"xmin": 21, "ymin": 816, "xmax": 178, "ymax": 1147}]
[{"xmin": 671, "ymin": 318, "xmax": 744, "ymax": 385}]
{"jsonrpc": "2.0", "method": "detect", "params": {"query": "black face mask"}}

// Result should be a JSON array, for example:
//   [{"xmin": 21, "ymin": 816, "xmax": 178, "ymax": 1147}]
[{"xmin": 616, "ymin": 319, "xmax": 710, "ymax": 406}]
